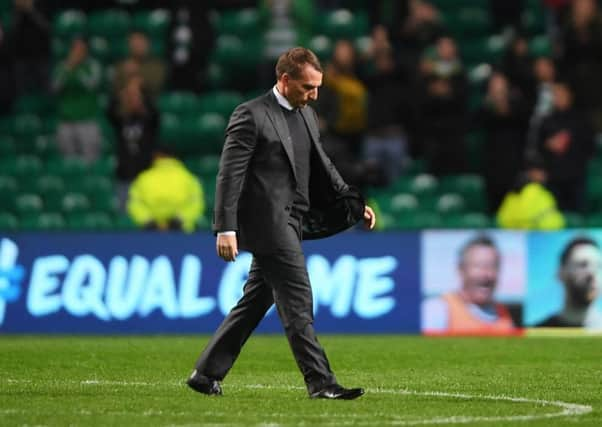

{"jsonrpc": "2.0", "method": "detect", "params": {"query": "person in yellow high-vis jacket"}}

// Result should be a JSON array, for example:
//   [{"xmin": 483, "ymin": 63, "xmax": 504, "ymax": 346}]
[
  {"xmin": 127, "ymin": 150, "xmax": 204, "ymax": 232},
  {"xmin": 497, "ymin": 166, "xmax": 565, "ymax": 230}
]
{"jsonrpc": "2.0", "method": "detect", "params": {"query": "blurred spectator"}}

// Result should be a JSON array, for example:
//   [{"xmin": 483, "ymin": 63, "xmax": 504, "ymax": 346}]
[
  {"xmin": 107, "ymin": 75, "xmax": 159, "ymax": 211},
  {"xmin": 417, "ymin": 35, "xmax": 468, "ymax": 175},
  {"xmin": 0, "ymin": 20, "xmax": 15, "ymax": 115},
  {"xmin": 558, "ymin": 0, "xmax": 602, "ymax": 131},
  {"xmin": 525, "ymin": 56, "xmax": 557, "ymax": 157},
  {"xmin": 500, "ymin": 34, "xmax": 535, "ymax": 102},
  {"xmin": 127, "ymin": 148, "xmax": 204, "ymax": 233},
  {"xmin": 537, "ymin": 236, "xmax": 602, "ymax": 328},
  {"xmin": 422, "ymin": 235, "xmax": 517, "ymax": 334},
  {"xmin": 318, "ymin": 39, "xmax": 367, "ymax": 148},
  {"xmin": 113, "ymin": 31, "xmax": 166, "ymax": 99},
  {"xmin": 361, "ymin": 33, "xmax": 410, "ymax": 185},
  {"xmin": 315, "ymin": 39, "xmax": 384, "ymax": 188},
  {"xmin": 536, "ymin": 82, "xmax": 595, "ymax": 212},
  {"xmin": 497, "ymin": 160, "xmax": 565, "ymax": 230},
  {"xmin": 9, "ymin": 0, "xmax": 50, "ymax": 95},
  {"xmin": 489, "ymin": 0, "xmax": 525, "ymax": 34},
  {"xmin": 51, "ymin": 37, "xmax": 102, "ymax": 163},
  {"xmin": 167, "ymin": 1, "xmax": 214, "ymax": 92},
  {"xmin": 476, "ymin": 71, "xmax": 530, "ymax": 212},
  {"xmin": 392, "ymin": 0, "xmax": 445, "ymax": 71}
]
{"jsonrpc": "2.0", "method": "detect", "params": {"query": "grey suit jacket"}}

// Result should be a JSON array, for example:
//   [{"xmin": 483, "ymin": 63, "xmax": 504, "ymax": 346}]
[{"xmin": 213, "ymin": 91, "xmax": 364, "ymax": 254}]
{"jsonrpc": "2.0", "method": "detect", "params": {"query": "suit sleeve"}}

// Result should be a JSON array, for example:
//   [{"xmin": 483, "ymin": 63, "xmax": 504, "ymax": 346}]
[{"xmin": 213, "ymin": 104, "xmax": 258, "ymax": 232}]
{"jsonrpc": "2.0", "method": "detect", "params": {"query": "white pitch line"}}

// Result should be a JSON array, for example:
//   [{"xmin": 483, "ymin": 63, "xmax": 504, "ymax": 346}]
[{"xmin": 1, "ymin": 379, "xmax": 593, "ymax": 426}]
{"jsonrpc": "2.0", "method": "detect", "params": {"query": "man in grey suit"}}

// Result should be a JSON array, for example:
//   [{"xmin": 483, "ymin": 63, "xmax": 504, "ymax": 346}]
[{"xmin": 187, "ymin": 47, "xmax": 376, "ymax": 400}]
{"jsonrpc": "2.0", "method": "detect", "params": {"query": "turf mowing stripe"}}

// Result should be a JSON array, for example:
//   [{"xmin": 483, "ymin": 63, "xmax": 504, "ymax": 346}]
[{"xmin": 3, "ymin": 379, "xmax": 593, "ymax": 425}]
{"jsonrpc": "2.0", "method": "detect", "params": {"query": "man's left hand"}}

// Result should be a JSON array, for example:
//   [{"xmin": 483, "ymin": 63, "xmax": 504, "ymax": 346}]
[{"xmin": 364, "ymin": 205, "xmax": 376, "ymax": 230}]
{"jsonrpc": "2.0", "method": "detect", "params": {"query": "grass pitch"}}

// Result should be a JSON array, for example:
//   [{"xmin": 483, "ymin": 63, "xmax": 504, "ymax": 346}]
[{"xmin": 1, "ymin": 335, "xmax": 600, "ymax": 426}]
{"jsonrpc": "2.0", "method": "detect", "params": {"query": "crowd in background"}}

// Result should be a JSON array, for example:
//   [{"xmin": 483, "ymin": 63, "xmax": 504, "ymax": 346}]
[{"xmin": 1, "ymin": 0, "xmax": 602, "ymax": 230}]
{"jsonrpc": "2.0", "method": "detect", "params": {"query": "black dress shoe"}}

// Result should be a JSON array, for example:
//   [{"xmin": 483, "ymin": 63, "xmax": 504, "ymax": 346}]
[
  {"xmin": 310, "ymin": 384, "xmax": 365, "ymax": 400},
  {"xmin": 186, "ymin": 370, "xmax": 222, "ymax": 396}
]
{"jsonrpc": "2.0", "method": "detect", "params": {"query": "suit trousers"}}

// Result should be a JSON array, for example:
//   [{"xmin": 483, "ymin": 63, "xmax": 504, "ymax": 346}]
[{"xmin": 194, "ymin": 218, "xmax": 337, "ymax": 394}]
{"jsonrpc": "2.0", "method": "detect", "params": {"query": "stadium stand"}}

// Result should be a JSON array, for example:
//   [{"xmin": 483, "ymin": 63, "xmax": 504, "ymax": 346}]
[{"xmin": 2, "ymin": 0, "xmax": 602, "ymax": 232}]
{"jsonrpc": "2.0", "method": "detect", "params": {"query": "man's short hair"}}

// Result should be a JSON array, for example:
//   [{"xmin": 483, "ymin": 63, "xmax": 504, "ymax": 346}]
[
  {"xmin": 560, "ymin": 236, "xmax": 599, "ymax": 267},
  {"xmin": 458, "ymin": 235, "xmax": 499, "ymax": 265},
  {"xmin": 275, "ymin": 47, "xmax": 322, "ymax": 80}
]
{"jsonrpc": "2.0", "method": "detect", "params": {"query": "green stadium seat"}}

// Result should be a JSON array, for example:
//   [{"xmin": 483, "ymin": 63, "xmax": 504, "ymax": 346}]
[
  {"xmin": 158, "ymin": 91, "xmax": 201, "ymax": 116},
  {"xmin": 522, "ymin": 7, "xmax": 546, "ymax": 35},
  {"xmin": 0, "ymin": 155, "xmax": 43, "ymax": 177},
  {"xmin": 586, "ymin": 175, "xmax": 602, "ymax": 212},
  {"xmin": 436, "ymin": 193, "xmax": 466, "ymax": 215},
  {"xmin": 445, "ymin": 8, "xmax": 491, "ymax": 39},
  {"xmin": 529, "ymin": 35, "xmax": 552, "ymax": 58},
  {"xmin": 36, "ymin": 175, "xmax": 66, "ymax": 199},
  {"xmin": 376, "ymin": 211, "xmax": 397, "ymax": 231},
  {"xmin": 197, "ymin": 215, "xmax": 211, "ymax": 231},
  {"xmin": 29, "ymin": 135, "xmax": 60, "ymax": 159},
  {"xmin": 159, "ymin": 113, "xmax": 184, "ymax": 146},
  {"xmin": 308, "ymin": 35, "xmax": 333, "ymax": 62},
  {"xmin": 194, "ymin": 113, "xmax": 227, "ymax": 154},
  {"xmin": 61, "ymin": 193, "xmax": 91, "ymax": 214},
  {"xmin": 389, "ymin": 193, "xmax": 420, "ymax": 216},
  {"xmin": 563, "ymin": 212, "xmax": 585, "ymax": 229},
  {"xmin": 13, "ymin": 94, "xmax": 55, "ymax": 115},
  {"xmin": 440, "ymin": 174, "xmax": 486, "ymax": 211},
  {"xmin": 66, "ymin": 211, "xmax": 113, "ymax": 230},
  {"xmin": 461, "ymin": 35, "xmax": 505, "ymax": 66},
  {"xmin": 0, "ymin": 212, "xmax": 18, "ymax": 230},
  {"xmin": 53, "ymin": 9, "xmax": 87, "ymax": 39},
  {"xmin": 90, "ymin": 193, "xmax": 119, "ymax": 214},
  {"xmin": 132, "ymin": 9, "xmax": 171, "ymax": 37},
  {"xmin": 19, "ymin": 212, "xmax": 66, "ymax": 231},
  {"xmin": 216, "ymin": 8, "xmax": 262, "ymax": 37},
  {"xmin": 212, "ymin": 35, "xmax": 263, "ymax": 71},
  {"xmin": 199, "ymin": 91, "xmax": 243, "ymax": 118},
  {"xmin": 410, "ymin": 174, "xmax": 439, "ymax": 198},
  {"xmin": 0, "ymin": 176, "xmax": 18, "ymax": 210},
  {"xmin": 51, "ymin": 37, "xmax": 69, "ymax": 61},
  {"xmin": 586, "ymin": 213, "xmax": 602, "ymax": 227},
  {"xmin": 205, "ymin": 62, "xmax": 229, "ymax": 89},
  {"xmin": 90, "ymin": 156, "xmax": 116, "ymax": 176},
  {"xmin": 114, "ymin": 214, "xmax": 136, "ymax": 230},
  {"xmin": 69, "ymin": 175, "xmax": 113, "ymax": 195},
  {"xmin": 441, "ymin": 212, "xmax": 492, "ymax": 229},
  {"xmin": 87, "ymin": 9, "xmax": 131, "ymax": 39},
  {"xmin": 89, "ymin": 36, "xmax": 112, "ymax": 63},
  {"xmin": 397, "ymin": 211, "xmax": 443, "ymax": 230},
  {"xmin": 45, "ymin": 157, "xmax": 88, "ymax": 177},
  {"xmin": 176, "ymin": 114, "xmax": 226, "ymax": 155},
  {"xmin": 14, "ymin": 193, "xmax": 44, "ymax": 215},
  {"xmin": 186, "ymin": 155, "xmax": 221, "ymax": 178},
  {"xmin": 12, "ymin": 114, "xmax": 42, "ymax": 141},
  {"xmin": 0, "ymin": 135, "xmax": 16, "ymax": 156},
  {"xmin": 316, "ymin": 9, "xmax": 369, "ymax": 39}
]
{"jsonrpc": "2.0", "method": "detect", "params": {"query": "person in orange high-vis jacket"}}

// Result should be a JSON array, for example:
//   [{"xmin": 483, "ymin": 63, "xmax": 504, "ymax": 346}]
[{"xmin": 422, "ymin": 235, "xmax": 517, "ymax": 335}]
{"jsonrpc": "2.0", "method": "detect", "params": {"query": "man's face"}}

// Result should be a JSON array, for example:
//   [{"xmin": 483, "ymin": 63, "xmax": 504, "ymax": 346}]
[
  {"xmin": 459, "ymin": 245, "xmax": 500, "ymax": 306},
  {"xmin": 129, "ymin": 33, "xmax": 149, "ymax": 59},
  {"xmin": 561, "ymin": 244, "xmax": 601, "ymax": 305},
  {"xmin": 281, "ymin": 65, "xmax": 322, "ymax": 108}
]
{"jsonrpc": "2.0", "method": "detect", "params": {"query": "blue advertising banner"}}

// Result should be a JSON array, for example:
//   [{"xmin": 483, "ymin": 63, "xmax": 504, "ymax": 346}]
[{"xmin": 0, "ymin": 232, "xmax": 420, "ymax": 334}]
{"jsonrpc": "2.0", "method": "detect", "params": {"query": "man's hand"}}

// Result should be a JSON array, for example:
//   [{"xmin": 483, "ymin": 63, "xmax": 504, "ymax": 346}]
[
  {"xmin": 217, "ymin": 234, "xmax": 238, "ymax": 262},
  {"xmin": 364, "ymin": 205, "xmax": 376, "ymax": 230}
]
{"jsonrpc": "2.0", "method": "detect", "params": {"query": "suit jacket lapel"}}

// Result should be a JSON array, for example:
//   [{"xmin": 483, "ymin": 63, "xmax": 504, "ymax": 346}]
[{"xmin": 264, "ymin": 92, "xmax": 297, "ymax": 181}]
